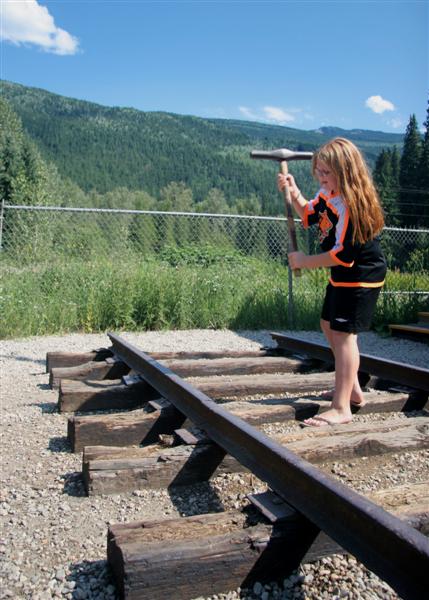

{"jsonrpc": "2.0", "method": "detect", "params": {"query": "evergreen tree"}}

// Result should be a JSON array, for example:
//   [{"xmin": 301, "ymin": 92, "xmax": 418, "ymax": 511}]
[
  {"xmin": 158, "ymin": 182, "xmax": 193, "ymax": 212},
  {"xmin": 235, "ymin": 194, "xmax": 262, "ymax": 216},
  {"xmin": 391, "ymin": 146, "xmax": 401, "ymax": 187},
  {"xmin": 0, "ymin": 98, "xmax": 65, "ymax": 206},
  {"xmin": 399, "ymin": 114, "xmax": 422, "ymax": 226},
  {"xmin": 157, "ymin": 182, "xmax": 194, "ymax": 247},
  {"xmin": 418, "ymin": 98, "xmax": 429, "ymax": 224},
  {"xmin": 373, "ymin": 148, "xmax": 399, "ymax": 225},
  {"xmin": 2, "ymin": 80, "xmax": 405, "ymax": 215},
  {"xmin": 195, "ymin": 188, "xmax": 230, "ymax": 214}
]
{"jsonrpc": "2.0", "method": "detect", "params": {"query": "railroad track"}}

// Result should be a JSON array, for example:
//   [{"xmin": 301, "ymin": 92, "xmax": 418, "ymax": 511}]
[{"xmin": 46, "ymin": 332, "xmax": 429, "ymax": 600}]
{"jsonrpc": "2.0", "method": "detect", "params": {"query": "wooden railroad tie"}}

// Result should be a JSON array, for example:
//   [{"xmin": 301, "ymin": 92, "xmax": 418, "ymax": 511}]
[
  {"xmin": 46, "ymin": 347, "xmax": 281, "ymax": 372},
  {"xmin": 52, "ymin": 352, "xmax": 320, "ymax": 392},
  {"xmin": 48, "ymin": 348, "xmax": 296, "ymax": 389},
  {"xmin": 389, "ymin": 311, "xmax": 429, "ymax": 343},
  {"xmin": 46, "ymin": 347, "xmax": 114, "ymax": 373},
  {"xmin": 68, "ymin": 389, "xmax": 425, "ymax": 452},
  {"xmin": 57, "ymin": 370, "xmax": 338, "ymax": 413},
  {"xmin": 82, "ymin": 416, "xmax": 429, "ymax": 496},
  {"xmin": 107, "ymin": 484, "xmax": 429, "ymax": 600},
  {"xmin": 46, "ymin": 335, "xmax": 429, "ymax": 600},
  {"xmin": 50, "ymin": 356, "xmax": 131, "ymax": 390}
]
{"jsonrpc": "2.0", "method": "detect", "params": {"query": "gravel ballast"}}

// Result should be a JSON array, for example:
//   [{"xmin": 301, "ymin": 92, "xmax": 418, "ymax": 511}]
[{"xmin": 0, "ymin": 329, "xmax": 428, "ymax": 600}]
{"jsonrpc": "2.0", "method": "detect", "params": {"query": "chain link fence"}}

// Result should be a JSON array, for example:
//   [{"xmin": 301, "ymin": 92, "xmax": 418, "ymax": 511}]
[{"xmin": 1, "ymin": 203, "xmax": 429, "ymax": 274}]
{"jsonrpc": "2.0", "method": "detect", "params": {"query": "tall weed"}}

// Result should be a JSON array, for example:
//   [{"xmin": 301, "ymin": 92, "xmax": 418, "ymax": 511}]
[{"xmin": 1, "ymin": 256, "xmax": 428, "ymax": 338}]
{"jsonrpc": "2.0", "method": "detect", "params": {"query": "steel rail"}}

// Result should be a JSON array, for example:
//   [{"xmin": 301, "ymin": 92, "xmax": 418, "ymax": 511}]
[
  {"xmin": 108, "ymin": 332, "xmax": 429, "ymax": 600},
  {"xmin": 271, "ymin": 332, "xmax": 429, "ymax": 392}
]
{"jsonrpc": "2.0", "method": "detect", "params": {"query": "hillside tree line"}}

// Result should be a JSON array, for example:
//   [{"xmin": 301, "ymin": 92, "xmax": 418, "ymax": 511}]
[
  {"xmin": 373, "ymin": 101, "xmax": 429, "ymax": 227},
  {"xmin": 0, "ymin": 83, "xmax": 428, "ymax": 229}
]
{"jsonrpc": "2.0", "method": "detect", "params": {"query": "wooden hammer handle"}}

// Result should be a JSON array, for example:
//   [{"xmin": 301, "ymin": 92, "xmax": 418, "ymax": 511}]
[{"xmin": 280, "ymin": 161, "xmax": 301, "ymax": 277}]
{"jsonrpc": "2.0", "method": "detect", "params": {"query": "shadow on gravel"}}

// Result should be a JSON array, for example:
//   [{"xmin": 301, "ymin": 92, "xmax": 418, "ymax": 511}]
[
  {"xmin": 27, "ymin": 402, "xmax": 58, "ymax": 414},
  {"xmin": 67, "ymin": 559, "xmax": 117, "ymax": 600},
  {"xmin": 168, "ymin": 480, "xmax": 225, "ymax": 517},
  {"xmin": 49, "ymin": 436, "xmax": 71, "ymax": 453},
  {"xmin": 9, "ymin": 355, "xmax": 46, "ymax": 366},
  {"xmin": 30, "ymin": 400, "xmax": 57, "ymax": 413},
  {"xmin": 165, "ymin": 442, "xmax": 227, "ymax": 516},
  {"xmin": 36, "ymin": 382, "xmax": 52, "ymax": 390},
  {"xmin": 62, "ymin": 471, "xmax": 86, "ymax": 497}
]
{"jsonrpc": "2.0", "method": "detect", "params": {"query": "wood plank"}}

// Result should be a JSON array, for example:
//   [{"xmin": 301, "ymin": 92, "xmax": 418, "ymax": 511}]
[
  {"xmin": 281, "ymin": 417, "xmax": 429, "ymax": 462},
  {"xmin": 68, "ymin": 401, "xmax": 186, "ymax": 451},
  {"xmin": 107, "ymin": 510, "xmax": 319, "ymax": 600},
  {"xmin": 304, "ymin": 482, "xmax": 429, "ymax": 561},
  {"xmin": 53, "ymin": 355, "xmax": 317, "ymax": 387},
  {"xmin": 390, "ymin": 324, "xmax": 429, "ymax": 342},
  {"xmin": 192, "ymin": 371, "xmax": 336, "ymax": 398},
  {"xmin": 68, "ymin": 390, "xmax": 416, "ymax": 452},
  {"xmin": 149, "ymin": 349, "xmax": 278, "ymax": 360},
  {"xmin": 50, "ymin": 358, "xmax": 130, "ymax": 389},
  {"xmin": 83, "ymin": 416, "xmax": 429, "ymax": 495},
  {"xmin": 161, "ymin": 355, "xmax": 316, "ymax": 378},
  {"xmin": 418, "ymin": 312, "xmax": 429, "ymax": 324},
  {"xmin": 107, "ymin": 483, "xmax": 429, "ymax": 600},
  {"xmin": 389, "ymin": 324, "xmax": 429, "ymax": 335},
  {"xmin": 46, "ymin": 348, "xmax": 113, "ymax": 372},
  {"xmin": 47, "ymin": 348, "xmax": 276, "ymax": 372},
  {"xmin": 58, "ymin": 379, "xmax": 158, "ymax": 413},
  {"xmin": 59, "ymin": 371, "xmax": 337, "ymax": 414}
]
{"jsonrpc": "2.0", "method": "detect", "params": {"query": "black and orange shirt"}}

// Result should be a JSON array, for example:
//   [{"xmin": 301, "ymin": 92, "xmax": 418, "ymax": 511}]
[{"xmin": 302, "ymin": 189, "xmax": 387, "ymax": 288}]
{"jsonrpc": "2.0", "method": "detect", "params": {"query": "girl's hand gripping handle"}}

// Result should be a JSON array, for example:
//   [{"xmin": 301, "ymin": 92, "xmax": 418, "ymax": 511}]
[{"xmin": 280, "ymin": 161, "xmax": 301, "ymax": 277}]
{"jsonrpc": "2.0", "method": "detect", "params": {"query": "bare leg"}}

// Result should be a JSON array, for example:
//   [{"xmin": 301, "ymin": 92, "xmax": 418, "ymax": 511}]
[
  {"xmin": 304, "ymin": 330, "xmax": 360, "ymax": 424},
  {"xmin": 329, "ymin": 331, "xmax": 360, "ymax": 419},
  {"xmin": 320, "ymin": 319, "xmax": 365, "ymax": 405}
]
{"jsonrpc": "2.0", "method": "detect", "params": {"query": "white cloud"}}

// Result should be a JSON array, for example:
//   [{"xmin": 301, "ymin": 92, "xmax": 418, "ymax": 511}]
[
  {"xmin": 1, "ymin": 0, "xmax": 79, "ymax": 55},
  {"xmin": 387, "ymin": 117, "xmax": 404, "ymax": 129},
  {"xmin": 239, "ymin": 106, "xmax": 258, "ymax": 120},
  {"xmin": 263, "ymin": 106, "xmax": 295, "ymax": 124},
  {"xmin": 365, "ymin": 95, "xmax": 395, "ymax": 114},
  {"xmin": 239, "ymin": 105, "xmax": 298, "ymax": 125}
]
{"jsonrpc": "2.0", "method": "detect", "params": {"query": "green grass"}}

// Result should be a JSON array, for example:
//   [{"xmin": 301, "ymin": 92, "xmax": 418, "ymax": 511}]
[{"xmin": 1, "ymin": 255, "xmax": 428, "ymax": 339}]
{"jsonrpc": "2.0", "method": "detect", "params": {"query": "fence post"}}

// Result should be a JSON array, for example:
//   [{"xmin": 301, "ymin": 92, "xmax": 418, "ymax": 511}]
[
  {"xmin": 0, "ymin": 199, "xmax": 4, "ymax": 252},
  {"xmin": 287, "ymin": 264, "xmax": 295, "ymax": 327}
]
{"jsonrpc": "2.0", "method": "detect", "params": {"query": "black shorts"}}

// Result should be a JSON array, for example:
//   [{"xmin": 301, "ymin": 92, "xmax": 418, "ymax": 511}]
[{"xmin": 321, "ymin": 283, "xmax": 382, "ymax": 333}]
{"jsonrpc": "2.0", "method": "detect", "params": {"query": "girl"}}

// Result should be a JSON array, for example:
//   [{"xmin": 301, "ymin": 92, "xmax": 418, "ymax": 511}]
[{"xmin": 278, "ymin": 137, "xmax": 386, "ymax": 427}]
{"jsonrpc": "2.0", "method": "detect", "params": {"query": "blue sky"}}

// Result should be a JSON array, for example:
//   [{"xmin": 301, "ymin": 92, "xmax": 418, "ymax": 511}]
[{"xmin": 1, "ymin": 1, "xmax": 428, "ymax": 133}]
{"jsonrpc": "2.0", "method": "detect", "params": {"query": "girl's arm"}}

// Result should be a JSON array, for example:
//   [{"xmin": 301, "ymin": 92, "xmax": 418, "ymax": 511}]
[
  {"xmin": 288, "ymin": 251, "xmax": 338, "ymax": 270},
  {"xmin": 277, "ymin": 173, "xmax": 306, "ymax": 219}
]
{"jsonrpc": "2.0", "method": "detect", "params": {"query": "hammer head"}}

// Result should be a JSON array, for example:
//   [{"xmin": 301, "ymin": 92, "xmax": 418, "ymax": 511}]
[{"xmin": 250, "ymin": 148, "xmax": 313, "ymax": 162}]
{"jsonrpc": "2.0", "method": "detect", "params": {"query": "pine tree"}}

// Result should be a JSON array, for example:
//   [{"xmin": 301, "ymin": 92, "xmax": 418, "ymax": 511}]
[
  {"xmin": 399, "ymin": 114, "xmax": 422, "ymax": 226},
  {"xmin": 418, "ymin": 98, "xmax": 429, "ymax": 224},
  {"xmin": 391, "ymin": 146, "xmax": 401, "ymax": 186},
  {"xmin": 0, "ymin": 98, "xmax": 63, "ymax": 206},
  {"xmin": 373, "ymin": 148, "xmax": 402, "ymax": 225}
]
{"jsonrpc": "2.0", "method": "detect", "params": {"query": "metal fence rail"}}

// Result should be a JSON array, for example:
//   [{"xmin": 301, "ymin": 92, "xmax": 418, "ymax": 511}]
[{"xmin": 1, "ymin": 203, "xmax": 429, "ymax": 274}]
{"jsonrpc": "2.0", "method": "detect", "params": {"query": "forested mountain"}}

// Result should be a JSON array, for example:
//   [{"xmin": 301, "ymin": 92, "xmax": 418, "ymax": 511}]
[
  {"xmin": 0, "ymin": 96, "xmax": 69, "ymax": 206},
  {"xmin": 1, "ymin": 80, "xmax": 404, "ymax": 216}
]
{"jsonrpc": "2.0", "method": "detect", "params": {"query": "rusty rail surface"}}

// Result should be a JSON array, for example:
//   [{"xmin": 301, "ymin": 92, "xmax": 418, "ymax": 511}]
[
  {"xmin": 271, "ymin": 332, "xmax": 429, "ymax": 392},
  {"xmin": 108, "ymin": 332, "xmax": 429, "ymax": 600}
]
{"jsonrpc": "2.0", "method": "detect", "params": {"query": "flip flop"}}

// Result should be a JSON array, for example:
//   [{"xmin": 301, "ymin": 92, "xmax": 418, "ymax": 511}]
[
  {"xmin": 301, "ymin": 415, "xmax": 353, "ymax": 428},
  {"xmin": 319, "ymin": 391, "xmax": 366, "ymax": 408},
  {"xmin": 351, "ymin": 399, "xmax": 366, "ymax": 408}
]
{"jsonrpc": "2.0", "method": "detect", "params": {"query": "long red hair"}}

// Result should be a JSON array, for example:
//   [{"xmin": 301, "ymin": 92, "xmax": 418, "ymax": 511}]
[{"xmin": 313, "ymin": 137, "xmax": 384, "ymax": 244}]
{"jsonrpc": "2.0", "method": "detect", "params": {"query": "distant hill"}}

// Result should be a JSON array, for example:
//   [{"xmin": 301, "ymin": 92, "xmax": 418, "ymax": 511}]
[{"xmin": 1, "ymin": 80, "xmax": 403, "ymax": 214}]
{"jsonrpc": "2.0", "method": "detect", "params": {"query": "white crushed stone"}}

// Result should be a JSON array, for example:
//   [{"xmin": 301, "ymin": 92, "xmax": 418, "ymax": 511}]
[{"xmin": 0, "ymin": 328, "xmax": 428, "ymax": 600}]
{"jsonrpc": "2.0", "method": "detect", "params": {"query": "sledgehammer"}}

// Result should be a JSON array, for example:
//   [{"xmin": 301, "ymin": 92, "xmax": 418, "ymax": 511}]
[{"xmin": 251, "ymin": 148, "xmax": 313, "ymax": 276}]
